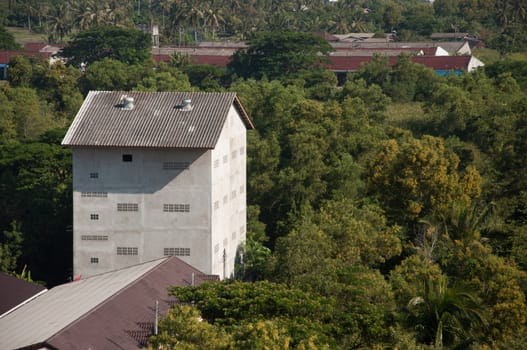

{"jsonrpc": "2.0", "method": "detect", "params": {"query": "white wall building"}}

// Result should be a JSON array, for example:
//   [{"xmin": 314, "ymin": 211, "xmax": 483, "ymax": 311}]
[{"xmin": 62, "ymin": 91, "xmax": 254, "ymax": 279}]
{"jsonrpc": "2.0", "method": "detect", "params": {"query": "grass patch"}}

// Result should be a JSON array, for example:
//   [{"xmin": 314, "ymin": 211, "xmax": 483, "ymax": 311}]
[
  {"xmin": 7, "ymin": 26, "xmax": 47, "ymax": 45},
  {"xmin": 385, "ymin": 102, "xmax": 429, "ymax": 136}
]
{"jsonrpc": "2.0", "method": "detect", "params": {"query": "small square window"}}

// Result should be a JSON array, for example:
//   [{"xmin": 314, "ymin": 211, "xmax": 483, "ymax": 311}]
[
  {"xmin": 90, "ymin": 172, "xmax": 98, "ymax": 179},
  {"xmin": 90, "ymin": 257, "xmax": 99, "ymax": 264},
  {"xmin": 122, "ymin": 154, "xmax": 133, "ymax": 162},
  {"xmin": 90, "ymin": 214, "xmax": 99, "ymax": 220}
]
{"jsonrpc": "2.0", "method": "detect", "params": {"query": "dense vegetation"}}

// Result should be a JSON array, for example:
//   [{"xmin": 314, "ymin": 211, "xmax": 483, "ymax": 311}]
[
  {"xmin": 1, "ymin": 0, "xmax": 527, "ymax": 52},
  {"xmin": 2, "ymin": 1, "xmax": 527, "ymax": 347}
]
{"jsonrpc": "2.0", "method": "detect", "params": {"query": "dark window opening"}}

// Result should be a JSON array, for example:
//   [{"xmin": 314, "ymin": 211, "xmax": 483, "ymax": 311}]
[{"xmin": 122, "ymin": 154, "xmax": 133, "ymax": 162}]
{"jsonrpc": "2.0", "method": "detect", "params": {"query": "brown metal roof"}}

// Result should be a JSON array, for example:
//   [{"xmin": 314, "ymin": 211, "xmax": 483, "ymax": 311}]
[
  {"xmin": 0, "ymin": 257, "xmax": 218, "ymax": 349},
  {"xmin": 46, "ymin": 257, "xmax": 216, "ymax": 349},
  {"xmin": 0, "ymin": 272, "xmax": 47, "ymax": 317},
  {"xmin": 327, "ymin": 55, "xmax": 472, "ymax": 72},
  {"xmin": 62, "ymin": 91, "xmax": 253, "ymax": 149}
]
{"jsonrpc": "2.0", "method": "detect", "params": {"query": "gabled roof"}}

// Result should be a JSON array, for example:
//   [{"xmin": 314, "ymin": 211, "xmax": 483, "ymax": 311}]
[
  {"xmin": 62, "ymin": 91, "xmax": 253, "ymax": 149},
  {"xmin": 0, "ymin": 272, "xmax": 47, "ymax": 318},
  {"xmin": 0, "ymin": 257, "xmax": 218, "ymax": 350}
]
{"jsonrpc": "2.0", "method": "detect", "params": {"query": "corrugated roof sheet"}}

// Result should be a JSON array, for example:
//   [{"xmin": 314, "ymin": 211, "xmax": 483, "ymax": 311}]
[
  {"xmin": 328, "ymin": 55, "xmax": 473, "ymax": 72},
  {"xmin": 0, "ymin": 257, "xmax": 215, "ymax": 349},
  {"xmin": 0, "ymin": 259, "xmax": 167, "ymax": 349},
  {"xmin": 62, "ymin": 91, "xmax": 253, "ymax": 149}
]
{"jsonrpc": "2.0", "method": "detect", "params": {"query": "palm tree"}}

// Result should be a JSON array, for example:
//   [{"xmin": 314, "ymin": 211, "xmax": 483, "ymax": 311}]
[
  {"xmin": 46, "ymin": 4, "xmax": 72, "ymax": 43},
  {"xmin": 181, "ymin": 0, "xmax": 204, "ymax": 43},
  {"xmin": 71, "ymin": 0, "xmax": 95, "ymax": 31},
  {"xmin": 408, "ymin": 275, "xmax": 488, "ymax": 348},
  {"xmin": 202, "ymin": 0, "xmax": 224, "ymax": 39},
  {"xmin": 154, "ymin": 0, "xmax": 173, "ymax": 28},
  {"xmin": 441, "ymin": 201, "xmax": 497, "ymax": 243},
  {"xmin": 16, "ymin": 0, "xmax": 35, "ymax": 32}
]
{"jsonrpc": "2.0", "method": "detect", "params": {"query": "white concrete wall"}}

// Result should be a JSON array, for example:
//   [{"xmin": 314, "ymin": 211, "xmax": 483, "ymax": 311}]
[
  {"xmin": 72, "ymin": 147, "xmax": 212, "ymax": 278},
  {"xmin": 210, "ymin": 106, "xmax": 247, "ymax": 279},
  {"xmin": 72, "ymin": 106, "xmax": 248, "ymax": 279}
]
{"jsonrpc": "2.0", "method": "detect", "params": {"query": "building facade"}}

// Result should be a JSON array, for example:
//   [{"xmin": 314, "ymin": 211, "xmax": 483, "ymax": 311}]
[{"xmin": 62, "ymin": 91, "xmax": 253, "ymax": 279}]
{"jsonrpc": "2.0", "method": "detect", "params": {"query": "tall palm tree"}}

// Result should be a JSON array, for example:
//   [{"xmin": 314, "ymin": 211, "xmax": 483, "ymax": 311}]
[
  {"xmin": 46, "ymin": 3, "xmax": 72, "ymax": 43},
  {"xmin": 408, "ymin": 275, "xmax": 488, "ymax": 348},
  {"xmin": 16, "ymin": 0, "xmax": 35, "ymax": 32},
  {"xmin": 154, "ymin": 0, "xmax": 174, "ymax": 28},
  {"xmin": 179, "ymin": 0, "xmax": 204, "ymax": 43},
  {"xmin": 70, "ymin": 0, "xmax": 95, "ymax": 31},
  {"xmin": 202, "ymin": 0, "xmax": 224, "ymax": 39}
]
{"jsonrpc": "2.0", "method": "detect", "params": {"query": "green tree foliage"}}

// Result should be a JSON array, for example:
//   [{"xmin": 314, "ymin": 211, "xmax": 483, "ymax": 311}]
[
  {"xmin": 79, "ymin": 58, "xmax": 146, "ymax": 92},
  {"xmin": 135, "ymin": 61, "xmax": 193, "ymax": 92},
  {"xmin": 169, "ymin": 281, "xmax": 336, "ymax": 348},
  {"xmin": 406, "ymin": 275, "xmax": 487, "ymax": 348},
  {"xmin": 355, "ymin": 54, "xmax": 441, "ymax": 103},
  {"xmin": 0, "ymin": 85, "xmax": 57, "ymax": 140},
  {"xmin": 59, "ymin": 26, "xmax": 151, "ymax": 66},
  {"xmin": 0, "ymin": 221, "xmax": 23, "ymax": 273},
  {"xmin": 0, "ymin": 25, "xmax": 20, "ymax": 50},
  {"xmin": 148, "ymin": 305, "xmax": 232, "ymax": 350},
  {"xmin": 228, "ymin": 31, "xmax": 333, "ymax": 81},
  {"xmin": 0, "ymin": 130, "xmax": 72, "ymax": 286}
]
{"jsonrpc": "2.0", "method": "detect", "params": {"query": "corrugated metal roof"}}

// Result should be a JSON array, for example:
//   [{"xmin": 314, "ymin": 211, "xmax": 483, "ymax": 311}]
[
  {"xmin": 0, "ymin": 257, "xmax": 216, "ymax": 349},
  {"xmin": 62, "ymin": 91, "xmax": 253, "ymax": 149},
  {"xmin": 0, "ymin": 259, "xmax": 168, "ymax": 349},
  {"xmin": 328, "ymin": 55, "xmax": 473, "ymax": 72}
]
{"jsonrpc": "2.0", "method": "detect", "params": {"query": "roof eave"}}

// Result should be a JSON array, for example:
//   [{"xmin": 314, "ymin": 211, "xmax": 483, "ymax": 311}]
[{"xmin": 234, "ymin": 95, "xmax": 255, "ymax": 130}]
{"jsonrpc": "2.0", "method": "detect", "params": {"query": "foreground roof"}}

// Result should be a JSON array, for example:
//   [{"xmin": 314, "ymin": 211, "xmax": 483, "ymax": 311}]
[
  {"xmin": 0, "ymin": 257, "xmax": 218, "ymax": 350},
  {"xmin": 62, "ymin": 91, "xmax": 253, "ymax": 149},
  {"xmin": 0, "ymin": 272, "xmax": 47, "ymax": 318}
]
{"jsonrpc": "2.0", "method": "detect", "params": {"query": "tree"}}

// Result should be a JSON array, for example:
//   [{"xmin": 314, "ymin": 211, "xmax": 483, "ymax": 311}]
[
  {"xmin": 228, "ymin": 31, "xmax": 333, "ymax": 81},
  {"xmin": 168, "ymin": 281, "xmax": 336, "ymax": 348},
  {"xmin": 148, "ymin": 305, "xmax": 232, "ymax": 350},
  {"xmin": 80, "ymin": 58, "xmax": 146, "ymax": 92},
  {"xmin": 1, "ymin": 86, "xmax": 56, "ymax": 140},
  {"xmin": 46, "ymin": 3, "xmax": 72, "ymax": 43},
  {"xmin": 0, "ymin": 221, "xmax": 23, "ymax": 273},
  {"xmin": 407, "ymin": 274, "xmax": 487, "ymax": 348},
  {"xmin": 59, "ymin": 26, "xmax": 152, "ymax": 66},
  {"xmin": 0, "ymin": 131, "xmax": 72, "ymax": 286},
  {"xmin": 0, "ymin": 26, "xmax": 21, "ymax": 50},
  {"xmin": 367, "ymin": 135, "xmax": 482, "ymax": 226},
  {"xmin": 7, "ymin": 55, "xmax": 33, "ymax": 87}
]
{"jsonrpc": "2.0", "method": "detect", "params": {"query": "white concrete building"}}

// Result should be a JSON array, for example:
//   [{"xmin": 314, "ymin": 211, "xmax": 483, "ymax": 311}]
[{"xmin": 62, "ymin": 91, "xmax": 254, "ymax": 279}]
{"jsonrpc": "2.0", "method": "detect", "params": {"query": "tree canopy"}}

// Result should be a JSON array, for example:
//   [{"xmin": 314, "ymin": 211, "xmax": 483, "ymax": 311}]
[
  {"xmin": 228, "ymin": 31, "xmax": 333, "ymax": 81},
  {"xmin": 59, "ymin": 26, "xmax": 151, "ymax": 66}
]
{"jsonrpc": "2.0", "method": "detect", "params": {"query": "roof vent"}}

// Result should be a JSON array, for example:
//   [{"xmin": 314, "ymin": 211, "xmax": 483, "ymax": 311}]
[
  {"xmin": 121, "ymin": 95, "xmax": 134, "ymax": 110},
  {"xmin": 177, "ymin": 98, "xmax": 193, "ymax": 111}
]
